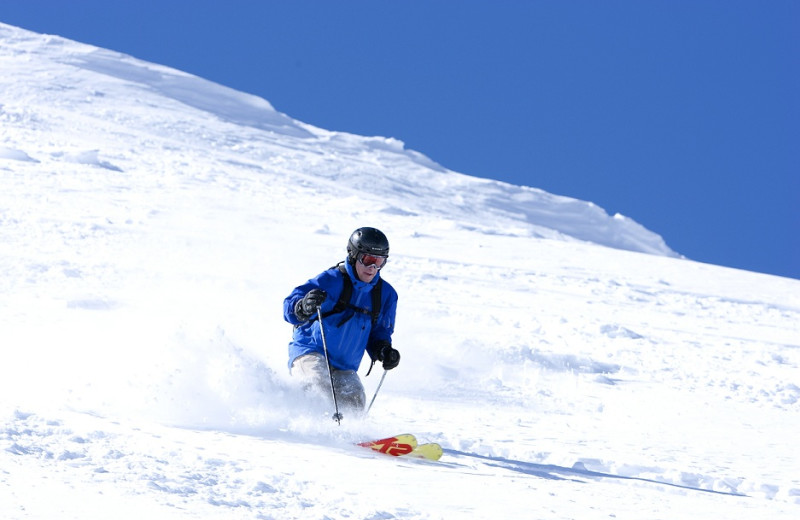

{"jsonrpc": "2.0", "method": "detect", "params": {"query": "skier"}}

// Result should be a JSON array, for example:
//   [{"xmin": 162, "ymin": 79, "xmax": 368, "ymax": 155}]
[{"xmin": 283, "ymin": 227, "xmax": 401, "ymax": 413}]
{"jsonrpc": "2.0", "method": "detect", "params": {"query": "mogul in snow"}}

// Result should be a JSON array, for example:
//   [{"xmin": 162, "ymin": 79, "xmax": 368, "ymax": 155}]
[{"xmin": 283, "ymin": 227, "xmax": 401, "ymax": 416}]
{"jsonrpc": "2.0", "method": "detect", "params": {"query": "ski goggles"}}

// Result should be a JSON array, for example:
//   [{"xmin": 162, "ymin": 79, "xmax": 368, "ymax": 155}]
[{"xmin": 358, "ymin": 253, "xmax": 388, "ymax": 269}]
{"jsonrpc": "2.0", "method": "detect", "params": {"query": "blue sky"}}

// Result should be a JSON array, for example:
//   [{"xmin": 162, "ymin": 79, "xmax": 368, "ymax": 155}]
[{"xmin": 2, "ymin": 1, "xmax": 798, "ymax": 279}]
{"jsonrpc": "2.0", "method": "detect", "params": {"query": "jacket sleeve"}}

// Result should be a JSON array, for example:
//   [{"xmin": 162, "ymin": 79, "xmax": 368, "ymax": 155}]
[
  {"xmin": 283, "ymin": 269, "xmax": 341, "ymax": 326},
  {"xmin": 283, "ymin": 284, "xmax": 309, "ymax": 326},
  {"xmin": 366, "ymin": 286, "xmax": 397, "ymax": 359}
]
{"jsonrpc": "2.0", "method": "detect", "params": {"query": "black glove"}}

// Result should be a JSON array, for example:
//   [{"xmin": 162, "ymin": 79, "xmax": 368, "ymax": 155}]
[
  {"xmin": 295, "ymin": 289, "xmax": 326, "ymax": 321},
  {"xmin": 377, "ymin": 343, "xmax": 400, "ymax": 370}
]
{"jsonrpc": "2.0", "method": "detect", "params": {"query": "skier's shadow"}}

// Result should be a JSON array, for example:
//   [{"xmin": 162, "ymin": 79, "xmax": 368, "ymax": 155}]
[{"xmin": 442, "ymin": 449, "xmax": 746, "ymax": 497}]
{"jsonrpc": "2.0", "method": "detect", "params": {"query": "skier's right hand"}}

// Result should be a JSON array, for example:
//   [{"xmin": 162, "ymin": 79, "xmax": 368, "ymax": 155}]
[{"xmin": 295, "ymin": 289, "xmax": 327, "ymax": 321}]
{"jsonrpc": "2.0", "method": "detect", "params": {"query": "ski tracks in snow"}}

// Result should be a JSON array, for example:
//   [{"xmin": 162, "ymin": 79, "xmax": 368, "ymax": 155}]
[{"xmin": 1, "ymin": 409, "xmax": 428, "ymax": 520}]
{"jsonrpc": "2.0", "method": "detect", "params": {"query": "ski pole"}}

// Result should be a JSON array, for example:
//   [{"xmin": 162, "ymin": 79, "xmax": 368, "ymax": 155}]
[
  {"xmin": 366, "ymin": 369, "xmax": 388, "ymax": 415},
  {"xmin": 317, "ymin": 307, "xmax": 344, "ymax": 424}
]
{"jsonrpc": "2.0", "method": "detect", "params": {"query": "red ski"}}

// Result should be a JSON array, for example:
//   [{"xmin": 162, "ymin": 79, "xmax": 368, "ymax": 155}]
[
  {"xmin": 357, "ymin": 434, "xmax": 442, "ymax": 461},
  {"xmin": 357, "ymin": 434, "xmax": 417, "ymax": 456}
]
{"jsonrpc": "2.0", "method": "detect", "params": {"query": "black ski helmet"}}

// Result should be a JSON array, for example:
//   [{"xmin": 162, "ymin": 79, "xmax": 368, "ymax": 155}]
[{"xmin": 347, "ymin": 227, "xmax": 390, "ymax": 265}]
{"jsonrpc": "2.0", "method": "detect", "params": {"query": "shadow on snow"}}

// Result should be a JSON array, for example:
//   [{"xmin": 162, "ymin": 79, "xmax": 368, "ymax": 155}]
[{"xmin": 443, "ymin": 449, "xmax": 747, "ymax": 497}]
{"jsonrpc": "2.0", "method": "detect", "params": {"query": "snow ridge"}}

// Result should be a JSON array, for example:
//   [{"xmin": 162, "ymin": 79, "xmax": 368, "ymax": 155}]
[{"xmin": 0, "ymin": 21, "xmax": 674, "ymax": 256}]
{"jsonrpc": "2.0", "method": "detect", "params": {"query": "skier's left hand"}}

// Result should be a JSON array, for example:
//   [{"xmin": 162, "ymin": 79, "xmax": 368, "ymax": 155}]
[{"xmin": 378, "ymin": 343, "xmax": 400, "ymax": 370}]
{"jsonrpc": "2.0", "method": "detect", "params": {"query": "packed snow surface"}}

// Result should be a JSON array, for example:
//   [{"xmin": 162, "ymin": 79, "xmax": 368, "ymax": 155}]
[{"xmin": 1, "ymin": 22, "xmax": 799, "ymax": 519}]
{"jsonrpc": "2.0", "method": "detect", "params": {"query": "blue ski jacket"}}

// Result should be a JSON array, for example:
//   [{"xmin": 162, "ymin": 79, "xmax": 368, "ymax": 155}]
[{"xmin": 283, "ymin": 260, "xmax": 397, "ymax": 372}]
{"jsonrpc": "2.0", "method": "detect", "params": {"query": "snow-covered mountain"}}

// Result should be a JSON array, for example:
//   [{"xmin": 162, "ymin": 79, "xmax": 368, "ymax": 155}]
[{"xmin": 1, "ymin": 22, "xmax": 799, "ymax": 519}]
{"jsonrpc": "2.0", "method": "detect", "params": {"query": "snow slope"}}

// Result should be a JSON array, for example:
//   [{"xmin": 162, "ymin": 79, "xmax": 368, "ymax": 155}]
[{"xmin": 1, "ymin": 22, "xmax": 799, "ymax": 519}]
